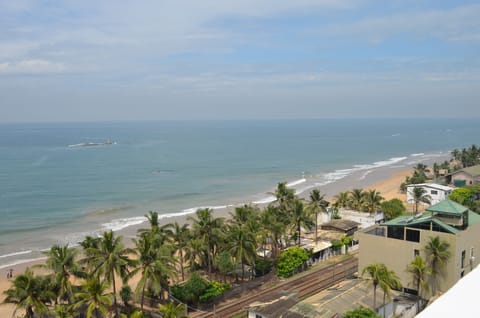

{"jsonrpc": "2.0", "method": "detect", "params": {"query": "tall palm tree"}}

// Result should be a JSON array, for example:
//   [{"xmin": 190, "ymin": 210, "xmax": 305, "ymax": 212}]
[
  {"xmin": 424, "ymin": 236, "xmax": 451, "ymax": 295},
  {"xmin": 362, "ymin": 263, "xmax": 386, "ymax": 310},
  {"xmin": 85, "ymin": 230, "xmax": 135, "ymax": 317},
  {"xmin": 158, "ymin": 302, "xmax": 188, "ymax": 318},
  {"xmin": 165, "ymin": 222, "xmax": 190, "ymax": 282},
  {"xmin": 363, "ymin": 189, "xmax": 384, "ymax": 216},
  {"xmin": 379, "ymin": 268, "xmax": 402, "ymax": 318},
  {"xmin": 261, "ymin": 205, "xmax": 287, "ymax": 259},
  {"xmin": 307, "ymin": 189, "xmax": 329, "ymax": 243},
  {"xmin": 349, "ymin": 188, "xmax": 365, "ymax": 211},
  {"xmin": 290, "ymin": 199, "xmax": 314, "ymax": 246},
  {"xmin": 334, "ymin": 191, "xmax": 350, "ymax": 210},
  {"xmin": 412, "ymin": 187, "xmax": 432, "ymax": 213},
  {"xmin": 407, "ymin": 256, "xmax": 430, "ymax": 313},
  {"xmin": 39, "ymin": 244, "xmax": 83, "ymax": 305},
  {"xmin": 227, "ymin": 222, "xmax": 257, "ymax": 281},
  {"xmin": 188, "ymin": 208, "xmax": 224, "ymax": 279},
  {"xmin": 3, "ymin": 268, "xmax": 55, "ymax": 318},
  {"xmin": 131, "ymin": 234, "xmax": 176, "ymax": 312},
  {"xmin": 73, "ymin": 277, "xmax": 113, "ymax": 318}
]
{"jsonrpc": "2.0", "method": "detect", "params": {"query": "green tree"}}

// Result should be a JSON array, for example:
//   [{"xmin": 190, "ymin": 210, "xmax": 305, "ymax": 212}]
[
  {"xmin": 307, "ymin": 189, "xmax": 329, "ymax": 243},
  {"xmin": 361, "ymin": 263, "xmax": 386, "ymax": 310},
  {"xmin": 215, "ymin": 251, "xmax": 235, "ymax": 283},
  {"xmin": 158, "ymin": 302, "xmax": 188, "ymax": 318},
  {"xmin": 349, "ymin": 188, "xmax": 365, "ymax": 211},
  {"xmin": 39, "ymin": 244, "xmax": 83, "ymax": 305},
  {"xmin": 3, "ymin": 268, "xmax": 54, "ymax": 318},
  {"xmin": 343, "ymin": 306, "xmax": 381, "ymax": 318},
  {"xmin": 261, "ymin": 205, "xmax": 287, "ymax": 259},
  {"xmin": 363, "ymin": 189, "xmax": 384, "ymax": 216},
  {"xmin": 166, "ymin": 222, "xmax": 190, "ymax": 282},
  {"xmin": 449, "ymin": 187, "xmax": 474, "ymax": 205},
  {"xmin": 226, "ymin": 222, "xmax": 257, "ymax": 281},
  {"xmin": 411, "ymin": 187, "xmax": 432, "ymax": 213},
  {"xmin": 381, "ymin": 198, "xmax": 406, "ymax": 220},
  {"xmin": 379, "ymin": 268, "xmax": 402, "ymax": 318},
  {"xmin": 290, "ymin": 199, "xmax": 314, "ymax": 246},
  {"xmin": 334, "ymin": 191, "xmax": 350, "ymax": 209},
  {"xmin": 424, "ymin": 236, "xmax": 451, "ymax": 295},
  {"xmin": 407, "ymin": 256, "xmax": 430, "ymax": 312},
  {"xmin": 73, "ymin": 277, "xmax": 113, "ymax": 318},
  {"xmin": 276, "ymin": 247, "xmax": 309, "ymax": 278},
  {"xmin": 85, "ymin": 230, "xmax": 135, "ymax": 317},
  {"xmin": 131, "ymin": 234, "xmax": 176, "ymax": 313},
  {"xmin": 188, "ymin": 208, "xmax": 225, "ymax": 279}
]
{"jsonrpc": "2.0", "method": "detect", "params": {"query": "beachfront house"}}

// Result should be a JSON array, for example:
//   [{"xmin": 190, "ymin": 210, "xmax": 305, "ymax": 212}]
[
  {"xmin": 355, "ymin": 199, "xmax": 480, "ymax": 299},
  {"xmin": 446, "ymin": 165, "xmax": 480, "ymax": 187},
  {"xmin": 406, "ymin": 183, "xmax": 453, "ymax": 206}
]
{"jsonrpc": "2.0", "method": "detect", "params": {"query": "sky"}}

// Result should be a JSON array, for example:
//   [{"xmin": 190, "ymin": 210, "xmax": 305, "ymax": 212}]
[{"xmin": 1, "ymin": 0, "xmax": 479, "ymax": 122}]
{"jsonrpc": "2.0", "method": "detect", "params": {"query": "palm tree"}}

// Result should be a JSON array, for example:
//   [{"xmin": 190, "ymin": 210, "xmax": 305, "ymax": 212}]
[
  {"xmin": 165, "ymin": 222, "xmax": 190, "ymax": 282},
  {"xmin": 158, "ymin": 302, "xmax": 188, "ymax": 318},
  {"xmin": 3, "ymin": 268, "xmax": 54, "ymax": 318},
  {"xmin": 188, "ymin": 208, "xmax": 224, "ymax": 279},
  {"xmin": 227, "ymin": 222, "xmax": 257, "ymax": 281},
  {"xmin": 407, "ymin": 256, "xmax": 430, "ymax": 312},
  {"xmin": 73, "ymin": 277, "xmax": 113, "ymax": 318},
  {"xmin": 349, "ymin": 188, "xmax": 365, "ymax": 211},
  {"xmin": 412, "ymin": 187, "xmax": 432, "ymax": 213},
  {"xmin": 39, "ymin": 244, "xmax": 83, "ymax": 305},
  {"xmin": 307, "ymin": 189, "xmax": 329, "ymax": 243},
  {"xmin": 361, "ymin": 263, "xmax": 386, "ymax": 310},
  {"xmin": 363, "ymin": 189, "xmax": 384, "ymax": 216},
  {"xmin": 290, "ymin": 199, "xmax": 314, "ymax": 246},
  {"xmin": 184, "ymin": 237, "xmax": 206, "ymax": 272},
  {"xmin": 131, "ymin": 234, "xmax": 176, "ymax": 312},
  {"xmin": 379, "ymin": 268, "xmax": 402, "ymax": 318},
  {"xmin": 85, "ymin": 230, "xmax": 135, "ymax": 317},
  {"xmin": 424, "ymin": 236, "xmax": 451, "ymax": 295},
  {"xmin": 334, "ymin": 191, "xmax": 350, "ymax": 210},
  {"xmin": 261, "ymin": 205, "xmax": 287, "ymax": 259}
]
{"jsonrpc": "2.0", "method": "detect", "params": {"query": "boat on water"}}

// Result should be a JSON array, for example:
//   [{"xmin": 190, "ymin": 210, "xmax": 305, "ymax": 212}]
[{"xmin": 68, "ymin": 140, "xmax": 115, "ymax": 148}]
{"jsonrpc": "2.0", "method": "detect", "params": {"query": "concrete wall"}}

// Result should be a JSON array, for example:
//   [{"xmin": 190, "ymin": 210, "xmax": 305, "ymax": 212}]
[{"xmin": 406, "ymin": 185, "xmax": 451, "ymax": 205}]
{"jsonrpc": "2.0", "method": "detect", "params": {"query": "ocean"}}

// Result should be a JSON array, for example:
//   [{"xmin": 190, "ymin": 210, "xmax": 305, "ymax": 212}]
[{"xmin": 0, "ymin": 118, "xmax": 478, "ymax": 268}]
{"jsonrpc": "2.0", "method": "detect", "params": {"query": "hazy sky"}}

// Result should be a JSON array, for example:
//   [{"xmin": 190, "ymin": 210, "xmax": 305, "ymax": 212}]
[{"xmin": 1, "ymin": 0, "xmax": 479, "ymax": 122}]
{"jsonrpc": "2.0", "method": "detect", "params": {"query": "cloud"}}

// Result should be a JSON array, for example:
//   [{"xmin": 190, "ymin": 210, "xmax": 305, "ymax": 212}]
[
  {"xmin": 316, "ymin": 3, "xmax": 480, "ymax": 43},
  {"xmin": 0, "ymin": 60, "xmax": 65, "ymax": 74}
]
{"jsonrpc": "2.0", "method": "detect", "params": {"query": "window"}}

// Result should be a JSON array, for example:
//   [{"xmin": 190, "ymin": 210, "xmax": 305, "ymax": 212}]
[
  {"xmin": 414, "ymin": 249, "xmax": 420, "ymax": 257},
  {"xmin": 387, "ymin": 226, "xmax": 404, "ymax": 240},
  {"xmin": 406, "ymin": 229, "xmax": 420, "ymax": 243},
  {"xmin": 462, "ymin": 250, "xmax": 466, "ymax": 268},
  {"xmin": 431, "ymin": 190, "xmax": 438, "ymax": 195}
]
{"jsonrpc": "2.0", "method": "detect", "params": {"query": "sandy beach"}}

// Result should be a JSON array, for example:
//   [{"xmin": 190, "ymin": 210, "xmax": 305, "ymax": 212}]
[{"xmin": 0, "ymin": 162, "xmax": 418, "ymax": 317}]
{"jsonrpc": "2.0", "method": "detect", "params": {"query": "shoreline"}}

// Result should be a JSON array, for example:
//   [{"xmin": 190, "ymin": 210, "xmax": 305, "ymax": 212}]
[
  {"xmin": 0, "ymin": 151, "xmax": 450, "ymax": 271},
  {"xmin": 0, "ymin": 154, "xmax": 447, "ymax": 313}
]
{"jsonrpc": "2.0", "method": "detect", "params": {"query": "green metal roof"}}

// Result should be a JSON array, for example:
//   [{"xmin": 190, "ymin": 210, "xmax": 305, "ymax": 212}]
[
  {"xmin": 426, "ymin": 199, "xmax": 469, "ymax": 215},
  {"xmin": 381, "ymin": 200, "xmax": 480, "ymax": 234}
]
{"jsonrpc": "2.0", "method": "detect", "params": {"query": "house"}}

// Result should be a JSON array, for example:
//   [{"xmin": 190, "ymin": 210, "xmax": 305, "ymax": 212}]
[
  {"xmin": 446, "ymin": 165, "xmax": 480, "ymax": 187},
  {"xmin": 355, "ymin": 199, "xmax": 480, "ymax": 299},
  {"xmin": 406, "ymin": 183, "xmax": 453, "ymax": 206},
  {"xmin": 320, "ymin": 219, "xmax": 360, "ymax": 236}
]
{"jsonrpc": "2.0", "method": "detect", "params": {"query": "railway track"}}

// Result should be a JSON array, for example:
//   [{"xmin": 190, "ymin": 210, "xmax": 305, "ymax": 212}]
[{"xmin": 190, "ymin": 256, "xmax": 358, "ymax": 318}]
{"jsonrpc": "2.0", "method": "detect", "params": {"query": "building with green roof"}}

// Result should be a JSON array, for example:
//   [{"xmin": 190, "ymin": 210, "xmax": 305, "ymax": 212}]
[{"xmin": 355, "ymin": 199, "xmax": 480, "ymax": 301}]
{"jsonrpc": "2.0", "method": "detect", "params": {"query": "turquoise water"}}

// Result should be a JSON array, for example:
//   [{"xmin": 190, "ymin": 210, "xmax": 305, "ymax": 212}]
[{"xmin": 0, "ymin": 118, "xmax": 478, "ymax": 267}]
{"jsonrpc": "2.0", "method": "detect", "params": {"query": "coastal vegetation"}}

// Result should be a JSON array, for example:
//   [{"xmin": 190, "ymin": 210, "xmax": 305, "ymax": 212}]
[
  {"xmin": 343, "ymin": 306, "xmax": 381, "ymax": 318},
  {"xmin": 333, "ymin": 189, "xmax": 384, "ymax": 215}
]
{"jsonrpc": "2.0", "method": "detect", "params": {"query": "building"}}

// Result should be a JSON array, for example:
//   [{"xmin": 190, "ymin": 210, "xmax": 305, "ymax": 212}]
[
  {"xmin": 446, "ymin": 164, "xmax": 480, "ymax": 187},
  {"xmin": 320, "ymin": 219, "xmax": 360, "ymax": 236},
  {"xmin": 355, "ymin": 199, "xmax": 480, "ymax": 299},
  {"xmin": 247, "ymin": 291, "xmax": 303, "ymax": 318},
  {"xmin": 406, "ymin": 183, "xmax": 453, "ymax": 206}
]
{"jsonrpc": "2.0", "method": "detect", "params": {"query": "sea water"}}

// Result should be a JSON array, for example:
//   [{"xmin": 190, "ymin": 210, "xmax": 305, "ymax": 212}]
[{"xmin": 0, "ymin": 118, "xmax": 478, "ymax": 268}]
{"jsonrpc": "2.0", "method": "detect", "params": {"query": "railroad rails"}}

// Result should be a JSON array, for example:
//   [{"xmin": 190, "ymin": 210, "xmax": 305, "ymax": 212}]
[{"xmin": 190, "ymin": 256, "xmax": 358, "ymax": 318}]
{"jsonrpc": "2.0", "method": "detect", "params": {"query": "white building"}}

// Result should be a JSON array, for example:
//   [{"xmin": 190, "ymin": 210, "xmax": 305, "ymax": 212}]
[{"xmin": 406, "ymin": 183, "xmax": 453, "ymax": 206}]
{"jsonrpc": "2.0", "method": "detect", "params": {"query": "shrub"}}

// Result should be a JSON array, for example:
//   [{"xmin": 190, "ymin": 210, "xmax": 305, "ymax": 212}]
[
  {"xmin": 199, "ymin": 281, "xmax": 230, "ymax": 303},
  {"xmin": 254, "ymin": 258, "xmax": 273, "ymax": 277},
  {"xmin": 276, "ymin": 247, "xmax": 310, "ymax": 278},
  {"xmin": 381, "ymin": 198, "xmax": 406, "ymax": 220},
  {"xmin": 172, "ymin": 273, "xmax": 230, "ymax": 305},
  {"xmin": 343, "ymin": 306, "xmax": 381, "ymax": 318}
]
